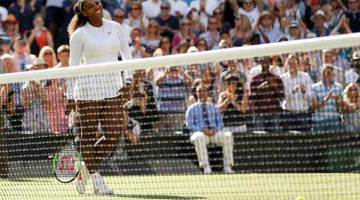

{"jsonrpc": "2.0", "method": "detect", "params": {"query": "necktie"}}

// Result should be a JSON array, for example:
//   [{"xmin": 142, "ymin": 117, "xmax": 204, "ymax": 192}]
[{"xmin": 202, "ymin": 103, "xmax": 211, "ymax": 129}]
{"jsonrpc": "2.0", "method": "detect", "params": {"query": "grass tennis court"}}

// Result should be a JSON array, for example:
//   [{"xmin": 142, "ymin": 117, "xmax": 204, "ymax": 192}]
[{"xmin": 1, "ymin": 173, "xmax": 360, "ymax": 200}]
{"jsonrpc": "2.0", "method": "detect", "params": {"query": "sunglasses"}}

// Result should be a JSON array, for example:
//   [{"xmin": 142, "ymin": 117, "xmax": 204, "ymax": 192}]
[
  {"xmin": 161, "ymin": 6, "xmax": 170, "ymax": 10},
  {"xmin": 44, "ymin": 52, "xmax": 53, "ymax": 55},
  {"xmin": 114, "ymin": 15, "xmax": 124, "ymax": 18},
  {"xmin": 131, "ymin": 7, "xmax": 140, "ymax": 11}
]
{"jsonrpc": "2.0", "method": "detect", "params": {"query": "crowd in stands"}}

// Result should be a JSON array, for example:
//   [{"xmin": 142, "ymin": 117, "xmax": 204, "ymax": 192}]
[{"xmin": 0, "ymin": 0, "xmax": 359, "ymax": 137}]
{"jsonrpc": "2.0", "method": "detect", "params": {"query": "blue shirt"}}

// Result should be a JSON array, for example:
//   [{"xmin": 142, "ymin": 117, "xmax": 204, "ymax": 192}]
[
  {"xmin": 311, "ymin": 81, "xmax": 343, "ymax": 122},
  {"xmin": 185, "ymin": 101, "xmax": 224, "ymax": 133}
]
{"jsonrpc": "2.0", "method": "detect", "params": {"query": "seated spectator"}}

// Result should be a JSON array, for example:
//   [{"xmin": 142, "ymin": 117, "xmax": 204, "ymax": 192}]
[
  {"xmin": 213, "ymin": 7, "xmax": 231, "ymax": 32},
  {"xmin": 39, "ymin": 46, "xmax": 57, "ymax": 68},
  {"xmin": 199, "ymin": 16, "xmax": 220, "ymax": 50},
  {"xmin": 157, "ymin": 36, "xmax": 173, "ymax": 56},
  {"xmin": 345, "ymin": 50, "xmax": 360, "ymax": 86},
  {"xmin": 311, "ymin": 65, "xmax": 343, "ymax": 133},
  {"xmin": 142, "ymin": 20, "xmax": 161, "ymax": 55},
  {"xmin": 155, "ymin": 66, "xmax": 192, "ymax": 132},
  {"xmin": 281, "ymin": 54, "xmax": 313, "ymax": 132},
  {"xmin": 0, "ymin": 36, "xmax": 12, "ymax": 55},
  {"xmin": 230, "ymin": 14, "xmax": 252, "ymax": 47},
  {"xmin": 288, "ymin": 20, "xmax": 308, "ymax": 40},
  {"xmin": 342, "ymin": 83, "xmax": 360, "ymax": 132},
  {"xmin": 195, "ymin": 38, "xmax": 208, "ymax": 51},
  {"xmin": 55, "ymin": 44, "xmax": 70, "ymax": 68},
  {"xmin": 187, "ymin": 78, "xmax": 212, "ymax": 107},
  {"xmin": 190, "ymin": 0, "xmax": 219, "ymax": 29},
  {"xmin": 185, "ymin": 83, "xmax": 234, "ymax": 174},
  {"xmin": 155, "ymin": 1, "xmax": 180, "ymax": 34},
  {"xmin": 217, "ymin": 75, "xmax": 249, "ymax": 133},
  {"xmin": 345, "ymin": 0, "xmax": 360, "ymax": 33},
  {"xmin": 254, "ymin": 11, "xmax": 282, "ymax": 44},
  {"xmin": 330, "ymin": 15, "xmax": 352, "ymax": 36},
  {"xmin": 250, "ymin": 56, "xmax": 285, "ymax": 132},
  {"xmin": 311, "ymin": 10, "xmax": 330, "ymax": 37},
  {"xmin": 27, "ymin": 14, "xmax": 54, "ymax": 56},
  {"xmin": 184, "ymin": 47, "xmax": 202, "ymax": 80}
]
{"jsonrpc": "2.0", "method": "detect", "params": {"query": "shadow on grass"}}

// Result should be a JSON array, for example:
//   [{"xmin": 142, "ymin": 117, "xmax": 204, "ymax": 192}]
[{"xmin": 87, "ymin": 193, "xmax": 206, "ymax": 199}]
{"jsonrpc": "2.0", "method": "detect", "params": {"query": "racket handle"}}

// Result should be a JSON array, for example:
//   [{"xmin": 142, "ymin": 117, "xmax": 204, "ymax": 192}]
[{"xmin": 94, "ymin": 135, "xmax": 106, "ymax": 147}]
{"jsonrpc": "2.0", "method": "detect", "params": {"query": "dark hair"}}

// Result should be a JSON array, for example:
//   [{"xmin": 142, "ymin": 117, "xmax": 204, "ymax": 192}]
[{"xmin": 67, "ymin": 0, "xmax": 88, "ymax": 35}]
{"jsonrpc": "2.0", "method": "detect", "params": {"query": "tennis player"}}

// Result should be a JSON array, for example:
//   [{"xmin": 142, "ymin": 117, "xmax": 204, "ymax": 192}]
[{"xmin": 67, "ymin": 0, "xmax": 132, "ymax": 195}]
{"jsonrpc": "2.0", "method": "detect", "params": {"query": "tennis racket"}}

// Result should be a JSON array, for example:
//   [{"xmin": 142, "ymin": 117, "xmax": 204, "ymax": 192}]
[{"xmin": 50, "ymin": 132, "xmax": 82, "ymax": 183}]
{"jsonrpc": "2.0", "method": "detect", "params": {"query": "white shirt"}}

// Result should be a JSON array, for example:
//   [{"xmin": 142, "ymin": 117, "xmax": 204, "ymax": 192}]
[
  {"xmin": 169, "ymin": 0, "xmax": 189, "ymax": 17},
  {"xmin": 190, "ymin": 0, "xmax": 219, "ymax": 28},
  {"xmin": 142, "ymin": 0, "xmax": 161, "ymax": 18},
  {"xmin": 345, "ymin": 69, "xmax": 359, "ymax": 85},
  {"xmin": 281, "ymin": 71, "xmax": 313, "ymax": 112},
  {"xmin": 69, "ymin": 19, "xmax": 132, "ymax": 100},
  {"xmin": 238, "ymin": 8, "xmax": 260, "ymax": 28},
  {"xmin": 0, "ymin": 6, "xmax": 8, "ymax": 22}
]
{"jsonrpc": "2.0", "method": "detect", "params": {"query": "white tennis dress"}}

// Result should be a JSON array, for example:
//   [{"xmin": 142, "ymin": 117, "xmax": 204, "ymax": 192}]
[{"xmin": 69, "ymin": 19, "xmax": 132, "ymax": 100}]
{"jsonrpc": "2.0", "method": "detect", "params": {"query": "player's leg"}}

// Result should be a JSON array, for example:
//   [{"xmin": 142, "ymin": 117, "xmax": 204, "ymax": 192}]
[
  {"xmin": 190, "ymin": 131, "xmax": 211, "ymax": 174},
  {"xmin": 212, "ymin": 131, "xmax": 234, "ymax": 174},
  {"xmin": 76, "ymin": 100, "xmax": 102, "ymax": 193}
]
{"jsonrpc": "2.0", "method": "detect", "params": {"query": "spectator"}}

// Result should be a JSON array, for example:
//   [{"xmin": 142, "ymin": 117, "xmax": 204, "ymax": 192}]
[
  {"xmin": 127, "ymin": 69, "xmax": 160, "ymax": 134},
  {"xmin": 169, "ymin": 0, "xmax": 189, "ymax": 18},
  {"xmin": 55, "ymin": 44, "xmax": 70, "ymax": 67},
  {"xmin": 311, "ymin": 65, "xmax": 343, "ymax": 133},
  {"xmin": 185, "ymin": 83, "xmax": 234, "ymax": 174},
  {"xmin": 345, "ymin": 0, "xmax": 360, "ymax": 33},
  {"xmin": 330, "ymin": 15, "xmax": 352, "ymax": 35},
  {"xmin": 142, "ymin": 19, "xmax": 161, "ymax": 55},
  {"xmin": 0, "ymin": 36, "xmax": 12, "ymax": 55},
  {"xmin": 155, "ymin": 1, "xmax": 180, "ymax": 34},
  {"xmin": 281, "ymin": 54, "xmax": 313, "ymax": 132},
  {"xmin": 13, "ymin": 39, "xmax": 36, "ymax": 71},
  {"xmin": 39, "ymin": 46, "xmax": 57, "ymax": 68},
  {"xmin": 254, "ymin": 11, "xmax": 282, "ymax": 44},
  {"xmin": 342, "ymin": 82, "xmax": 360, "ymax": 132},
  {"xmin": 142, "ymin": 0, "xmax": 161, "ymax": 19},
  {"xmin": 288, "ymin": 20, "xmax": 307, "ymax": 40},
  {"xmin": 112, "ymin": 8, "xmax": 132, "ymax": 43},
  {"xmin": 186, "ymin": 7, "xmax": 205, "ymax": 36},
  {"xmin": 156, "ymin": 66, "xmax": 192, "ymax": 131},
  {"xmin": 321, "ymin": 49, "xmax": 346, "ymax": 85},
  {"xmin": 345, "ymin": 50, "xmax": 360, "ymax": 86},
  {"xmin": 129, "ymin": 28, "xmax": 150, "ymax": 59},
  {"xmin": 199, "ymin": 16, "xmax": 220, "ymax": 50},
  {"xmin": 311, "ymin": 10, "xmax": 330, "ymax": 37},
  {"xmin": 1, "ymin": 53, "xmax": 17, "ymax": 73},
  {"xmin": 250, "ymin": 56, "xmax": 285, "ymax": 132},
  {"xmin": 195, "ymin": 38, "xmax": 208, "ymax": 51},
  {"xmin": 27, "ymin": 14, "xmax": 54, "ymax": 56},
  {"xmin": 8, "ymin": 0, "xmax": 36, "ymax": 34},
  {"xmin": 2, "ymin": 14, "xmax": 21, "ymax": 43},
  {"xmin": 157, "ymin": 36, "xmax": 173, "ymax": 55},
  {"xmin": 220, "ymin": 60, "xmax": 247, "ymax": 92},
  {"xmin": 1, "ymin": 85, "xmax": 24, "ymax": 133},
  {"xmin": 238, "ymin": 0, "xmax": 260, "ymax": 28},
  {"xmin": 172, "ymin": 18, "xmax": 196, "ymax": 49},
  {"xmin": 230, "ymin": 15, "xmax": 252, "ymax": 47},
  {"xmin": 124, "ymin": 2, "xmax": 148, "ymax": 32},
  {"xmin": 213, "ymin": 7, "xmax": 231, "ymax": 32},
  {"xmin": 217, "ymin": 75, "xmax": 249, "ymax": 133}
]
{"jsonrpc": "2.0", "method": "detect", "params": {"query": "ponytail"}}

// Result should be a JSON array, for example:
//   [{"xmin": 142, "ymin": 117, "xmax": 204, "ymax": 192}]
[{"xmin": 67, "ymin": 0, "xmax": 88, "ymax": 35}]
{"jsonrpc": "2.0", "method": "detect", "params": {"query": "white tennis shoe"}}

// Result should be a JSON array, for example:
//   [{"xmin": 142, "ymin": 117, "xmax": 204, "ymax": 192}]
[
  {"xmin": 75, "ymin": 162, "xmax": 90, "ymax": 194},
  {"xmin": 91, "ymin": 172, "xmax": 113, "ymax": 195}
]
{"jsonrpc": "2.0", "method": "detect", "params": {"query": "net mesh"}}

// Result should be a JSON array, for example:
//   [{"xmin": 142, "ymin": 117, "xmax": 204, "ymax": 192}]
[{"xmin": 1, "ymin": 35, "xmax": 360, "ymax": 199}]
